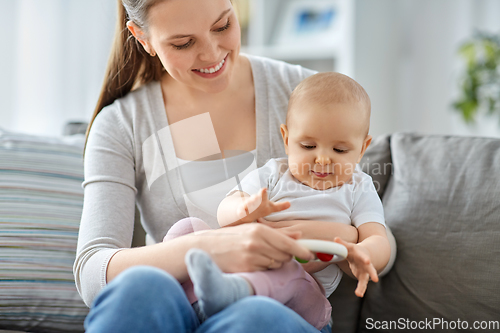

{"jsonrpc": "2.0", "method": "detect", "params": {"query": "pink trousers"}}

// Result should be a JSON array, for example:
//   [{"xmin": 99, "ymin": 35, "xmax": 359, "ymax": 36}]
[{"xmin": 164, "ymin": 217, "xmax": 332, "ymax": 330}]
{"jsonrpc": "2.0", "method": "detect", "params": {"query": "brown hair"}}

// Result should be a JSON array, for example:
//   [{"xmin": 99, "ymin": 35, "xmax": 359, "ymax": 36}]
[{"xmin": 84, "ymin": 0, "xmax": 164, "ymax": 154}]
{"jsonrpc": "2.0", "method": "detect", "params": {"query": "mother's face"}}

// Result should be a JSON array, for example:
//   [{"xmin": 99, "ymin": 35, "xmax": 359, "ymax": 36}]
[{"xmin": 131, "ymin": 0, "xmax": 241, "ymax": 94}]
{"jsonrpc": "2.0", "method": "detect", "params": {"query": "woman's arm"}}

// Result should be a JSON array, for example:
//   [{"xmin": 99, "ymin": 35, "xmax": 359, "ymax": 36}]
[{"xmin": 107, "ymin": 223, "xmax": 315, "ymax": 282}]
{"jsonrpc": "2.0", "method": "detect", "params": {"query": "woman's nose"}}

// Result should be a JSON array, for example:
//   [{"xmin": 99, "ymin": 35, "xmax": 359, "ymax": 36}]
[{"xmin": 198, "ymin": 37, "xmax": 219, "ymax": 62}]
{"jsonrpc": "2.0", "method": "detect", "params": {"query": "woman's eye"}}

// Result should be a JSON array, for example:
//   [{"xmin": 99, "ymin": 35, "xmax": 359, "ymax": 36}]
[
  {"xmin": 301, "ymin": 145, "xmax": 316, "ymax": 150},
  {"xmin": 214, "ymin": 19, "xmax": 231, "ymax": 33},
  {"xmin": 334, "ymin": 148, "xmax": 347, "ymax": 153},
  {"xmin": 173, "ymin": 40, "xmax": 193, "ymax": 50},
  {"xmin": 172, "ymin": 19, "xmax": 230, "ymax": 50}
]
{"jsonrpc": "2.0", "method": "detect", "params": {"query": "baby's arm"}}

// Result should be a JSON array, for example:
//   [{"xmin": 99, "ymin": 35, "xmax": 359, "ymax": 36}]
[
  {"xmin": 335, "ymin": 222, "xmax": 390, "ymax": 297},
  {"xmin": 257, "ymin": 219, "xmax": 358, "ymax": 244},
  {"xmin": 217, "ymin": 188, "xmax": 290, "ymax": 227}
]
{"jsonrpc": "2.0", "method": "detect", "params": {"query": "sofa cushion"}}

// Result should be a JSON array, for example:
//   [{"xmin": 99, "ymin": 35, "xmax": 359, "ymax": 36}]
[
  {"xmin": 359, "ymin": 134, "xmax": 392, "ymax": 198},
  {"xmin": 359, "ymin": 133, "xmax": 500, "ymax": 332},
  {"xmin": 0, "ymin": 129, "xmax": 87, "ymax": 332}
]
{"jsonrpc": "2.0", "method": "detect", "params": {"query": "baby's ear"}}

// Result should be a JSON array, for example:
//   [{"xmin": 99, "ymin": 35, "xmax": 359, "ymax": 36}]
[
  {"xmin": 280, "ymin": 124, "xmax": 289, "ymax": 155},
  {"xmin": 357, "ymin": 135, "xmax": 372, "ymax": 163}
]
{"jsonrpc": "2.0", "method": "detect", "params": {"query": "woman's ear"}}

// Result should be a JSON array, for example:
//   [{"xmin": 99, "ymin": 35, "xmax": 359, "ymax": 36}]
[
  {"xmin": 127, "ymin": 21, "xmax": 156, "ymax": 56},
  {"xmin": 357, "ymin": 135, "xmax": 372, "ymax": 164},
  {"xmin": 280, "ymin": 124, "xmax": 289, "ymax": 155}
]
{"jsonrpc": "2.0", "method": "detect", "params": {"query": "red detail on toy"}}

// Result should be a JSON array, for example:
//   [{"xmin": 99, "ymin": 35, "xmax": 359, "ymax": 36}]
[{"xmin": 316, "ymin": 252, "xmax": 334, "ymax": 262}]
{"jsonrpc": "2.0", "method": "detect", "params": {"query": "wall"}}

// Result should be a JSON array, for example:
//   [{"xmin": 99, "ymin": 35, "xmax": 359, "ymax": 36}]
[
  {"xmin": 355, "ymin": 0, "xmax": 500, "ymax": 138},
  {"xmin": 2, "ymin": 0, "xmax": 500, "ymax": 138}
]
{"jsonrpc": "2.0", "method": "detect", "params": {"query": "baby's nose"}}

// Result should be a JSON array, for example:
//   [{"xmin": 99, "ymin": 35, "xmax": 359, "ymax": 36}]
[{"xmin": 315, "ymin": 155, "xmax": 331, "ymax": 165}]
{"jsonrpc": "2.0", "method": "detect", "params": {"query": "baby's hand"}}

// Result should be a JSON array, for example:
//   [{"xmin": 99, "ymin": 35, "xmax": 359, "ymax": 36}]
[
  {"xmin": 334, "ymin": 237, "xmax": 379, "ymax": 297},
  {"xmin": 236, "ymin": 188, "xmax": 290, "ymax": 223}
]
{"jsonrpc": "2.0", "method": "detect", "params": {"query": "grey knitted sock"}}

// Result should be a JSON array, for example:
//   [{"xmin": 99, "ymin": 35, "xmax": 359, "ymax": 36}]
[{"xmin": 185, "ymin": 248, "xmax": 251, "ymax": 317}]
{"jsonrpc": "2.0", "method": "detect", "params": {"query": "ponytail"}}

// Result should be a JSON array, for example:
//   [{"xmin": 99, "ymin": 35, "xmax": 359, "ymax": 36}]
[{"xmin": 84, "ymin": 0, "xmax": 163, "ymax": 155}]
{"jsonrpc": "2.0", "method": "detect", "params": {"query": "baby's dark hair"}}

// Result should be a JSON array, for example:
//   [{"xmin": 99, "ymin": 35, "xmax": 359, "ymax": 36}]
[{"xmin": 287, "ymin": 72, "xmax": 371, "ymax": 133}]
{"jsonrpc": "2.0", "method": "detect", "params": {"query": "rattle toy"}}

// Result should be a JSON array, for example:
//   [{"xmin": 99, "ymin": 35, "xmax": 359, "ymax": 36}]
[{"xmin": 295, "ymin": 239, "xmax": 348, "ymax": 263}]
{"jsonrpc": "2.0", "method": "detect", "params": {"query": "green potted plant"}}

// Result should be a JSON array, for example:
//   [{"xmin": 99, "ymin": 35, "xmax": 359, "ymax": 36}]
[{"xmin": 453, "ymin": 32, "xmax": 500, "ymax": 124}]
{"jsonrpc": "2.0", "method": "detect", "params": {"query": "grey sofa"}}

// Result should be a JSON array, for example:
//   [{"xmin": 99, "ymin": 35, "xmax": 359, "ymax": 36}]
[
  {"xmin": 1, "ymin": 129, "xmax": 499, "ymax": 332},
  {"xmin": 330, "ymin": 133, "xmax": 500, "ymax": 333}
]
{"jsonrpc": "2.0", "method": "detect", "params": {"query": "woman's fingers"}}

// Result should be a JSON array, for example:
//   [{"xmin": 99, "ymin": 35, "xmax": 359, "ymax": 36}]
[
  {"xmin": 238, "ymin": 223, "xmax": 312, "ymax": 267},
  {"xmin": 210, "ymin": 223, "xmax": 313, "ymax": 273},
  {"xmin": 258, "ymin": 225, "xmax": 313, "ymax": 262},
  {"xmin": 279, "ymin": 229, "xmax": 302, "ymax": 240}
]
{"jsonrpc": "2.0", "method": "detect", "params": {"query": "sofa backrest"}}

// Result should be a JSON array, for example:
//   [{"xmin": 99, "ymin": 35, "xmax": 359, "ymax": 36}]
[
  {"xmin": 331, "ymin": 133, "xmax": 500, "ymax": 333},
  {"xmin": 0, "ymin": 129, "xmax": 88, "ymax": 333}
]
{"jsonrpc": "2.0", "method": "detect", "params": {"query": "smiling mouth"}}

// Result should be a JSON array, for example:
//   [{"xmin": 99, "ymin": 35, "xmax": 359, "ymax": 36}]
[
  {"xmin": 193, "ymin": 55, "xmax": 227, "ymax": 74},
  {"xmin": 312, "ymin": 171, "xmax": 331, "ymax": 178}
]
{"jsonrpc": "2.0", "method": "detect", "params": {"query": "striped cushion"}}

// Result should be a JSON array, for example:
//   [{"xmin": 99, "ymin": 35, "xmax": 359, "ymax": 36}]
[{"xmin": 0, "ymin": 129, "xmax": 88, "ymax": 332}]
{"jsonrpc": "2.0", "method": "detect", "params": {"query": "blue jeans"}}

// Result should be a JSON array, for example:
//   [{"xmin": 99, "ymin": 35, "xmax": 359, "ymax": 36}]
[{"xmin": 85, "ymin": 266, "xmax": 332, "ymax": 333}]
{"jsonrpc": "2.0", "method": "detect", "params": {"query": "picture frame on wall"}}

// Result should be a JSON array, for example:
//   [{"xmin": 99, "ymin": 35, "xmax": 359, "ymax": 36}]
[{"xmin": 274, "ymin": 0, "xmax": 341, "ymax": 47}]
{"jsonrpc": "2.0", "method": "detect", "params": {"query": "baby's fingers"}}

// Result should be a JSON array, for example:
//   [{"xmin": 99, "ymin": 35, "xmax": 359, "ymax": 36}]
[
  {"xmin": 271, "ymin": 200, "xmax": 290, "ymax": 212},
  {"xmin": 355, "ymin": 274, "xmax": 370, "ymax": 297},
  {"xmin": 246, "ymin": 191, "xmax": 264, "ymax": 214},
  {"xmin": 334, "ymin": 237, "xmax": 355, "ymax": 251},
  {"xmin": 367, "ymin": 263, "xmax": 379, "ymax": 283}
]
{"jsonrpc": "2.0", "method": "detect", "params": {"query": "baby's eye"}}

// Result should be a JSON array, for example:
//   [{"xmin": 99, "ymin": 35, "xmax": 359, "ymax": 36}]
[
  {"xmin": 334, "ymin": 148, "xmax": 348, "ymax": 153},
  {"xmin": 301, "ymin": 144, "xmax": 316, "ymax": 150}
]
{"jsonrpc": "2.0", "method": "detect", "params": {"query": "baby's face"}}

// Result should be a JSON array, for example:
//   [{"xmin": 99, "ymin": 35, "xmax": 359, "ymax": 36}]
[{"xmin": 281, "ymin": 101, "xmax": 371, "ymax": 190}]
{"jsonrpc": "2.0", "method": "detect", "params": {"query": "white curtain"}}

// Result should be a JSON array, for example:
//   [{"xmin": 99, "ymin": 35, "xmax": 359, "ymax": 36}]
[{"xmin": 0, "ymin": 0, "xmax": 116, "ymax": 136}]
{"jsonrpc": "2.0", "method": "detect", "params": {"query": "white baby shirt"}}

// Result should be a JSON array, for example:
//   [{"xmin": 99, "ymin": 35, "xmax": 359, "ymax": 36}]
[{"xmin": 230, "ymin": 158, "xmax": 386, "ymax": 297}]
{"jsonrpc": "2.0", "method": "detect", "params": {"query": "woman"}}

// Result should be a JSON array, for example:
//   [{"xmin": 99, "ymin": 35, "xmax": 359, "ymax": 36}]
[{"xmin": 74, "ymin": 0, "xmax": 395, "ymax": 332}]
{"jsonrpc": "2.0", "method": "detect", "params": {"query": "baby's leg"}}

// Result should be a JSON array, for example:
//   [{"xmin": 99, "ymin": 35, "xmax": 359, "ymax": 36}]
[
  {"xmin": 238, "ymin": 261, "xmax": 332, "ymax": 330},
  {"xmin": 185, "ymin": 249, "xmax": 252, "ymax": 317},
  {"xmin": 163, "ymin": 217, "xmax": 212, "ymax": 304},
  {"xmin": 163, "ymin": 217, "xmax": 211, "ymax": 241}
]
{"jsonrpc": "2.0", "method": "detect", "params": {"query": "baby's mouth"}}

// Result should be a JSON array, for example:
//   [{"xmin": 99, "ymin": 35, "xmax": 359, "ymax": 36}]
[{"xmin": 312, "ymin": 171, "xmax": 331, "ymax": 178}]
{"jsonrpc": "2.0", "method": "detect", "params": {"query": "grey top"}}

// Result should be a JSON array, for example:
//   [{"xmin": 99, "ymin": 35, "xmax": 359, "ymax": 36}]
[{"xmin": 74, "ymin": 54, "xmax": 316, "ymax": 306}]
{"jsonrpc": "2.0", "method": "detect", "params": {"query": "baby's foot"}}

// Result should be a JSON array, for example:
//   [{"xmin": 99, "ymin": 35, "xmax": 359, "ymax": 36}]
[{"xmin": 185, "ymin": 249, "xmax": 251, "ymax": 316}]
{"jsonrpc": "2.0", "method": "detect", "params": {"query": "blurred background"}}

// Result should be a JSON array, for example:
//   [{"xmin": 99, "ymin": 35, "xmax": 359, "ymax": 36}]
[{"xmin": 1, "ymin": 0, "xmax": 500, "ymax": 138}]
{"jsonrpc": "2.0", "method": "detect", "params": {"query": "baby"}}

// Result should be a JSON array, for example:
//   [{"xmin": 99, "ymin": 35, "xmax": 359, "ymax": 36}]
[{"xmin": 166, "ymin": 72, "xmax": 391, "ymax": 330}]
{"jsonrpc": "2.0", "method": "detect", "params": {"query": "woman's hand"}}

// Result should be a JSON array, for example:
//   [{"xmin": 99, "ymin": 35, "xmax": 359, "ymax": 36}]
[
  {"xmin": 334, "ymin": 237, "xmax": 379, "ymax": 297},
  {"xmin": 201, "ymin": 223, "xmax": 314, "ymax": 273}
]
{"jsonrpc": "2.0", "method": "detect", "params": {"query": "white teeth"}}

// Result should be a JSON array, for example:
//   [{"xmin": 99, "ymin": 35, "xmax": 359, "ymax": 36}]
[{"xmin": 197, "ymin": 58, "xmax": 225, "ymax": 74}]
